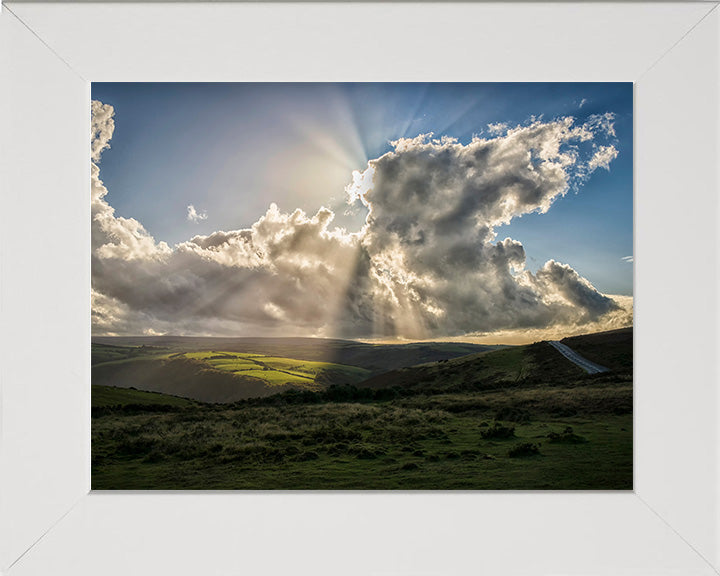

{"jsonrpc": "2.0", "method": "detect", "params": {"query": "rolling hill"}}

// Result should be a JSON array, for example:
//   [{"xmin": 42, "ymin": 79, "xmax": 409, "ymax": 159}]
[
  {"xmin": 91, "ymin": 330, "xmax": 630, "ymax": 403},
  {"xmin": 355, "ymin": 328, "xmax": 633, "ymax": 392},
  {"xmin": 92, "ymin": 337, "xmax": 497, "ymax": 402},
  {"xmin": 92, "ymin": 349, "xmax": 372, "ymax": 403},
  {"xmin": 92, "ymin": 384, "xmax": 198, "ymax": 409},
  {"xmin": 92, "ymin": 336, "xmax": 494, "ymax": 373}
]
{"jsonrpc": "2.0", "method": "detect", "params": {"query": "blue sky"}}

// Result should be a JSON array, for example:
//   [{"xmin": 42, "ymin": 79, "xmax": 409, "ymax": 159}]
[{"xmin": 91, "ymin": 82, "xmax": 632, "ymax": 298}]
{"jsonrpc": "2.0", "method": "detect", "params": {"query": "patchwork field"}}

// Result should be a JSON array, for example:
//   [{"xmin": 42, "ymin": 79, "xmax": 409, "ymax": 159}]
[{"xmin": 175, "ymin": 350, "xmax": 369, "ymax": 387}]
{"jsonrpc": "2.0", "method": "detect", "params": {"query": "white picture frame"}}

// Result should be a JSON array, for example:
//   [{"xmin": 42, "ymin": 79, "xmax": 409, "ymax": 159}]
[{"xmin": 1, "ymin": 2, "xmax": 718, "ymax": 574}]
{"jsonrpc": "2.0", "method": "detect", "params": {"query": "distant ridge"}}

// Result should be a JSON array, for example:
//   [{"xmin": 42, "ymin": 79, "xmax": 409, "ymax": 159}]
[
  {"xmin": 91, "ymin": 336, "xmax": 494, "ymax": 374},
  {"xmin": 354, "ymin": 327, "xmax": 632, "ymax": 392}
]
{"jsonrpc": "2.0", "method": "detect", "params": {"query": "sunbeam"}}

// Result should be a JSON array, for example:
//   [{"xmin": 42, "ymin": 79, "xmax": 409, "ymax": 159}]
[{"xmin": 90, "ymin": 83, "xmax": 632, "ymax": 343}]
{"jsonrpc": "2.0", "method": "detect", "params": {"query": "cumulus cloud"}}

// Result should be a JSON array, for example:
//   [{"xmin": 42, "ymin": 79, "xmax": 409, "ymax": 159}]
[
  {"xmin": 187, "ymin": 205, "xmax": 208, "ymax": 222},
  {"xmin": 91, "ymin": 100, "xmax": 114, "ymax": 162},
  {"xmin": 91, "ymin": 102, "xmax": 170, "ymax": 262},
  {"xmin": 622, "ymin": 255, "xmax": 634, "ymax": 263},
  {"xmin": 588, "ymin": 145, "xmax": 619, "ymax": 172},
  {"xmin": 487, "ymin": 122, "xmax": 508, "ymax": 135},
  {"xmin": 344, "ymin": 122, "xmax": 626, "ymax": 338},
  {"xmin": 91, "ymin": 102, "xmax": 631, "ymax": 340},
  {"xmin": 92, "ymin": 160, "xmax": 171, "ymax": 261},
  {"xmin": 584, "ymin": 112, "xmax": 616, "ymax": 138},
  {"xmin": 455, "ymin": 294, "xmax": 633, "ymax": 345}
]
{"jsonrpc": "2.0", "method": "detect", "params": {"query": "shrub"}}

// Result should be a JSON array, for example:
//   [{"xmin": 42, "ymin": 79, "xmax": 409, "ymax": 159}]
[
  {"xmin": 355, "ymin": 448, "xmax": 377, "ymax": 460},
  {"xmin": 494, "ymin": 406, "xmax": 531, "ymax": 424},
  {"xmin": 480, "ymin": 422, "xmax": 515, "ymax": 440},
  {"xmin": 349, "ymin": 444, "xmax": 384, "ymax": 459},
  {"xmin": 547, "ymin": 426, "xmax": 587, "ymax": 444},
  {"xmin": 508, "ymin": 443, "xmax": 540, "ymax": 458},
  {"xmin": 461, "ymin": 449, "xmax": 482, "ymax": 460},
  {"xmin": 115, "ymin": 437, "xmax": 156, "ymax": 456},
  {"xmin": 298, "ymin": 451, "xmax": 319, "ymax": 461},
  {"xmin": 142, "ymin": 449, "xmax": 164, "ymax": 463},
  {"xmin": 326, "ymin": 443, "xmax": 348, "ymax": 456}
]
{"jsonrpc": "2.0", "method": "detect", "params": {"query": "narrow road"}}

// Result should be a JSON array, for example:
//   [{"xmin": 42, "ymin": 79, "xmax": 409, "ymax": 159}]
[{"xmin": 547, "ymin": 341, "xmax": 609, "ymax": 374}]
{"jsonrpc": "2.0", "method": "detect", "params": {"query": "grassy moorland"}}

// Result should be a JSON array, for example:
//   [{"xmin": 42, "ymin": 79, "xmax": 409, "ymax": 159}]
[{"xmin": 92, "ymin": 329, "xmax": 632, "ymax": 490}]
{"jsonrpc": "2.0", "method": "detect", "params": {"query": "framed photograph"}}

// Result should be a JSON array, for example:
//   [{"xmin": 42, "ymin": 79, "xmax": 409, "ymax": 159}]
[
  {"xmin": 1, "ymin": 2, "xmax": 718, "ymax": 574},
  {"xmin": 88, "ymin": 80, "xmax": 634, "ymax": 492}
]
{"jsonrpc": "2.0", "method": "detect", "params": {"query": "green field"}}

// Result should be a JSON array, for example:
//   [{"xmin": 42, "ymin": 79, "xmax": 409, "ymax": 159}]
[
  {"xmin": 173, "ymin": 350, "xmax": 369, "ymax": 388},
  {"xmin": 92, "ymin": 345, "xmax": 373, "ymax": 402},
  {"xmin": 92, "ymin": 329, "xmax": 633, "ymax": 490}
]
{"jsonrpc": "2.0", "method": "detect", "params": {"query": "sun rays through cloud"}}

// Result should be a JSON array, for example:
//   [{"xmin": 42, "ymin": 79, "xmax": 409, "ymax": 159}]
[{"xmin": 90, "ymin": 84, "xmax": 633, "ymax": 343}]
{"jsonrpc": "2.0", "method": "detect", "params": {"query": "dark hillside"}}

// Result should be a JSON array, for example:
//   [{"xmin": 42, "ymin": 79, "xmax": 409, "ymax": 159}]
[
  {"xmin": 561, "ymin": 327, "xmax": 633, "ymax": 372},
  {"xmin": 92, "ymin": 385, "xmax": 199, "ymax": 410},
  {"xmin": 356, "ymin": 342, "xmax": 585, "ymax": 392},
  {"xmin": 92, "ymin": 357, "xmax": 290, "ymax": 403}
]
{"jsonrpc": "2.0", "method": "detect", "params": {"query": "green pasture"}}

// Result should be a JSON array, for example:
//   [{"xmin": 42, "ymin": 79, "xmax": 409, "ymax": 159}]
[{"xmin": 176, "ymin": 351, "xmax": 369, "ymax": 387}]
